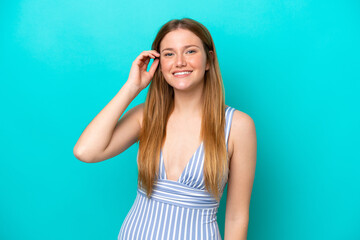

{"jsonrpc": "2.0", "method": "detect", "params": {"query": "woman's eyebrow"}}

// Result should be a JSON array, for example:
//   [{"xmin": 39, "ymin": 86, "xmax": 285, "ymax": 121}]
[{"xmin": 161, "ymin": 44, "xmax": 200, "ymax": 52}]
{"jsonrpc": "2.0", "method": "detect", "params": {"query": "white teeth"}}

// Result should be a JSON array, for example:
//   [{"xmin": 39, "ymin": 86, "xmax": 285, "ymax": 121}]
[{"xmin": 174, "ymin": 71, "xmax": 192, "ymax": 76}]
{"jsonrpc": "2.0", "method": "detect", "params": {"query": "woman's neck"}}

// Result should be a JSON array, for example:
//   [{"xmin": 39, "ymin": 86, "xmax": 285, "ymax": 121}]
[{"xmin": 172, "ymin": 84, "xmax": 204, "ymax": 118}]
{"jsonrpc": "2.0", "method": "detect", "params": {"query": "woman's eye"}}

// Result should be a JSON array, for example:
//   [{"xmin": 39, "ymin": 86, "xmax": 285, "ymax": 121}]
[{"xmin": 164, "ymin": 50, "xmax": 195, "ymax": 57}]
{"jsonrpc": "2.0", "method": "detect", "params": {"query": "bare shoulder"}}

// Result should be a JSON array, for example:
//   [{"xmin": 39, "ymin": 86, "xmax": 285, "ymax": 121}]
[
  {"xmin": 231, "ymin": 110, "xmax": 255, "ymax": 132},
  {"xmin": 116, "ymin": 102, "xmax": 145, "ymax": 132},
  {"xmin": 228, "ymin": 109, "xmax": 256, "ymax": 159},
  {"xmin": 124, "ymin": 102, "xmax": 145, "ymax": 129},
  {"xmin": 134, "ymin": 102, "xmax": 145, "ymax": 129}
]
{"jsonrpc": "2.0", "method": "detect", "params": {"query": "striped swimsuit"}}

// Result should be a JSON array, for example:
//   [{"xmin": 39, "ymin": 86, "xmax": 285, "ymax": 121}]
[{"xmin": 118, "ymin": 106, "xmax": 236, "ymax": 240}]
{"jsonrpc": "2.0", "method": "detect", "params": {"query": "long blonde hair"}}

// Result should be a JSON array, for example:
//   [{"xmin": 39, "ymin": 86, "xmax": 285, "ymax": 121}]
[{"xmin": 137, "ymin": 18, "xmax": 228, "ymax": 202}]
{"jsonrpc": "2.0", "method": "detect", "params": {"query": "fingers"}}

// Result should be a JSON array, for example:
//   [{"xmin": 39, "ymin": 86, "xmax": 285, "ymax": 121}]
[
  {"xmin": 148, "ymin": 58, "xmax": 159, "ymax": 76},
  {"xmin": 133, "ymin": 50, "xmax": 161, "ymax": 76},
  {"xmin": 135, "ymin": 50, "xmax": 160, "ymax": 69},
  {"xmin": 148, "ymin": 50, "xmax": 160, "ymax": 58},
  {"xmin": 138, "ymin": 50, "xmax": 160, "ymax": 61}
]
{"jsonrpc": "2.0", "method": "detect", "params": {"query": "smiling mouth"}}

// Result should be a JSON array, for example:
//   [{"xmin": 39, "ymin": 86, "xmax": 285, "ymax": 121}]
[{"xmin": 173, "ymin": 71, "xmax": 193, "ymax": 77}]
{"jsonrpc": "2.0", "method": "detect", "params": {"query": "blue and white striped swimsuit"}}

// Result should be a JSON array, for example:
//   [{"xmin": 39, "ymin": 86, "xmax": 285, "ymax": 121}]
[{"xmin": 118, "ymin": 106, "xmax": 236, "ymax": 240}]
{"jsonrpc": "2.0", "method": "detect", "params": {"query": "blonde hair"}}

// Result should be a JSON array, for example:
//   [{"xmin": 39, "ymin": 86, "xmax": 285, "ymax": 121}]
[{"xmin": 137, "ymin": 18, "xmax": 228, "ymax": 202}]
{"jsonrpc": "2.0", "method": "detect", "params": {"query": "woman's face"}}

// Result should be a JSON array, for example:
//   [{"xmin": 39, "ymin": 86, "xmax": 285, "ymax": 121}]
[{"xmin": 159, "ymin": 28, "xmax": 210, "ymax": 91}]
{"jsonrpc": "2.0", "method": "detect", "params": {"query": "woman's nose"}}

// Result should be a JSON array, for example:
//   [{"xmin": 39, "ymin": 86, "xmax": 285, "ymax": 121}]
[{"xmin": 175, "ymin": 54, "xmax": 186, "ymax": 67}]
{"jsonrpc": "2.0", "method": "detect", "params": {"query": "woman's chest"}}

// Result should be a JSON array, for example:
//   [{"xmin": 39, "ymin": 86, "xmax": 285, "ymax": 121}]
[{"xmin": 161, "ymin": 121, "xmax": 202, "ymax": 181}]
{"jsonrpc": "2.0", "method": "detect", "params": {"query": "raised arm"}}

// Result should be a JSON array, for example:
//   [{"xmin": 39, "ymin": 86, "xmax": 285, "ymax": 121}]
[
  {"xmin": 73, "ymin": 50, "xmax": 160, "ymax": 163},
  {"xmin": 73, "ymin": 84, "xmax": 142, "ymax": 163},
  {"xmin": 224, "ymin": 110, "xmax": 257, "ymax": 240}
]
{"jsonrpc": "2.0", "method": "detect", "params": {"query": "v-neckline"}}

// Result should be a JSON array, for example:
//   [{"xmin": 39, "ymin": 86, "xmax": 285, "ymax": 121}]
[{"xmin": 161, "ymin": 141, "xmax": 203, "ymax": 183}]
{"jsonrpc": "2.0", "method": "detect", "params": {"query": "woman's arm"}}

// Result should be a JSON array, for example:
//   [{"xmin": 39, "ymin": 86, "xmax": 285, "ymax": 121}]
[
  {"xmin": 224, "ymin": 110, "xmax": 257, "ymax": 240},
  {"xmin": 73, "ymin": 50, "xmax": 160, "ymax": 163},
  {"xmin": 73, "ymin": 83, "xmax": 142, "ymax": 163}
]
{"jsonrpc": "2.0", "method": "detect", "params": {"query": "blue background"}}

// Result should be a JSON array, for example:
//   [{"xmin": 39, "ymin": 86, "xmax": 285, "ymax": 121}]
[{"xmin": 1, "ymin": 0, "xmax": 359, "ymax": 239}]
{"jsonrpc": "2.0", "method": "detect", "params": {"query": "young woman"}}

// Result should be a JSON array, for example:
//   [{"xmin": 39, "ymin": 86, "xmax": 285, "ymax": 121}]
[{"xmin": 74, "ymin": 18, "xmax": 257, "ymax": 240}]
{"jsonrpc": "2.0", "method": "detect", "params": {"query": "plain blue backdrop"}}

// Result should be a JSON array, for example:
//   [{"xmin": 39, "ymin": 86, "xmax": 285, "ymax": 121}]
[{"xmin": 1, "ymin": 0, "xmax": 359, "ymax": 239}]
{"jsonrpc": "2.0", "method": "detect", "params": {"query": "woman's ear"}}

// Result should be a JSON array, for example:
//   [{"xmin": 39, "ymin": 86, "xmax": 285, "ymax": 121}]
[
  {"xmin": 209, "ymin": 50, "xmax": 214, "ymax": 60},
  {"xmin": 206, "ymin": 50, "xmax": 214, "ymax": 71}
]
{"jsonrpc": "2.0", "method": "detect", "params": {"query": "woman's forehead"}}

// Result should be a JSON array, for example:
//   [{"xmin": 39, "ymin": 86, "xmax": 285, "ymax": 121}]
[{"xmin": 160, "ymin": 29, "xmax": 202, "ymax": 50}]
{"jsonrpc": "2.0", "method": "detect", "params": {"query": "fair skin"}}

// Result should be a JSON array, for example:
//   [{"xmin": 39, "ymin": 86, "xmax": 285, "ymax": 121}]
[{"xmin": 74, "ymin": 28, "xmax": 256, "ymax": 240}]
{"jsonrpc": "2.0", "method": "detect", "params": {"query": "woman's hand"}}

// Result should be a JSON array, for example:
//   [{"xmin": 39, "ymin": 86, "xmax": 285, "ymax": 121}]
[{"xmin": 126, "ymin": 50, "xmax": 160, "ymax": 92}]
